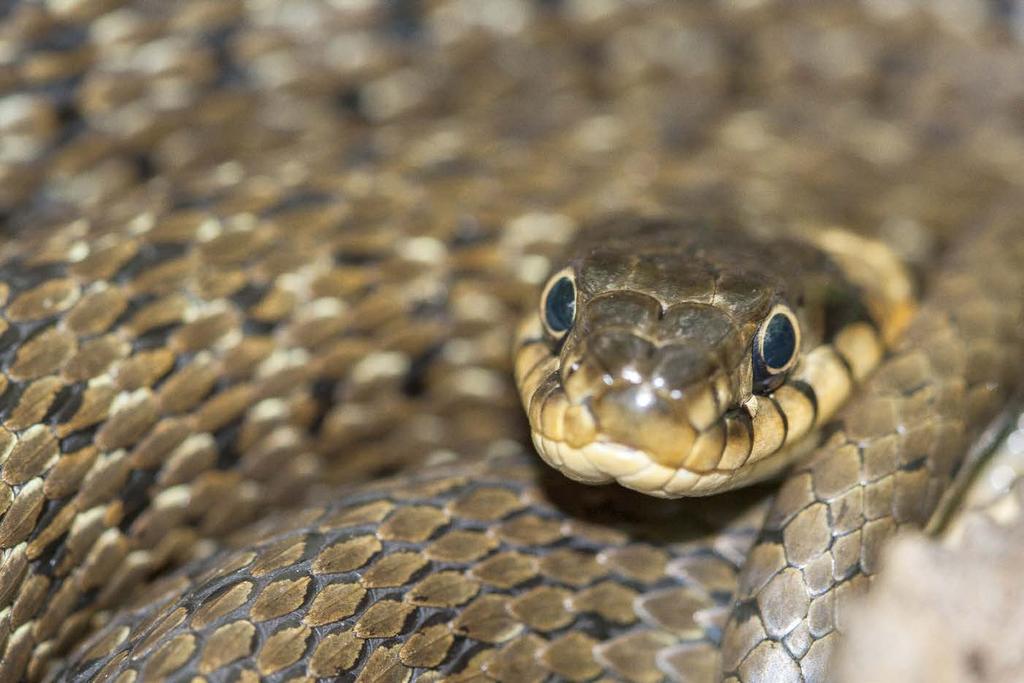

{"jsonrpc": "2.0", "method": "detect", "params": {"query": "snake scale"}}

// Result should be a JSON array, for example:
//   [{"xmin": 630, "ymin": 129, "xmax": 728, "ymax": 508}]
[{"xmin": 0, "ymin": 1, "xmax": 1023, "ymax": 681}]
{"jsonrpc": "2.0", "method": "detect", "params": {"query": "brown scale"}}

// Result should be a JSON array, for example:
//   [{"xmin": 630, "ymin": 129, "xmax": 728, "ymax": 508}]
[
  {"xmin": 719, "ymin": 216, "xmax": 1024, "ymax": 682},
  {"xmin": 832, "ymin": 410, "xmax": 1024, "ymax": 682},
  {"xmin": 0, "ymin": 1, "xmax": 1020, "ymax": 683},
  {"xmin": 60, "ymin": 450, "xmax": 766, "ymax": 682}
]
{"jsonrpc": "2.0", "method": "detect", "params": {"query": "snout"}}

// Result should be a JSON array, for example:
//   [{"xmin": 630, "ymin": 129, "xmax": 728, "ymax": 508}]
[
  {"xmin": 592, "ymin": 382, "xmax": 698, "ymax": 467},
  {"xmin": 558, "ymin": 324, "xmax": 736, "ymax": 470}
]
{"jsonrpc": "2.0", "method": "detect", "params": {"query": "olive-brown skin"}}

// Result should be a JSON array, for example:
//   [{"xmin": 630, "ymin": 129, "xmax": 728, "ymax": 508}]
[
  {"xmin": 0, "ymin": 2, "xmax": 1022, "ymax": 683},
  {"xmin": 720, "ymin": 215, "xmax": 1024, "ymax": 682}
]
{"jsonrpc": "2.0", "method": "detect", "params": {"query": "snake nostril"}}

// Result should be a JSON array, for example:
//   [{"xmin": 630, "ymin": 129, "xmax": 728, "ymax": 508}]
[{"xmin": 561, "ymin": 358, "xmax": 610, "ymax": 403}]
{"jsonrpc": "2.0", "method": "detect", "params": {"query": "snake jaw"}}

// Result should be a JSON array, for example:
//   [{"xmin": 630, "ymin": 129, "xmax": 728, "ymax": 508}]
[{"xmin": 530, "ymin": 430, "xmax": 734, "ymax": 498}]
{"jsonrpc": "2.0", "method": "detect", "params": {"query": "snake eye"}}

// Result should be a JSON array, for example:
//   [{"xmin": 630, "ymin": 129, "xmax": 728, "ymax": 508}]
[
  {"xmin": 753, "ymin": 304, "xmax": 800, "ymax": 393},
  {"xmin": 541, "ymin": 270, "xmax": 576, "ymax": 338}
]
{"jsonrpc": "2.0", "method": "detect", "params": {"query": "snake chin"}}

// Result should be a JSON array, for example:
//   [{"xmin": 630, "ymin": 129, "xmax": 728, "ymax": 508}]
[{"xmin": 530, "ymin": 429, "xmax": 734, "ymax": 498}]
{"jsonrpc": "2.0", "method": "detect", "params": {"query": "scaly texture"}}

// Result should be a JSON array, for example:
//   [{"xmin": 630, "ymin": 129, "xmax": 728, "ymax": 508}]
[
  {"xmin": 836, "ymin": 414, "xmax": 1024, "ymax": 683},
  {"xmin": 60, "ymin": 449, "xmax": 769, "ymax": 682},
  {"xmin": 61, "ymin": 211, "xmax": 1024, "ymax": 683},
  {"xmin": 721, "ymin": 215, "xmax": 1024, "ymax": 681},
  {"xmin": 0, "ymin": 1, "xmax": 1022, "ymax": 682}
]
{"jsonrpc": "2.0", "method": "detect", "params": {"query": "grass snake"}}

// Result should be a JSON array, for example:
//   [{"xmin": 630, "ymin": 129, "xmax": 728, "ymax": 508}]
[{"xmin": 0, "ymin": 1, "xmax": 1022, "ymax": 682}]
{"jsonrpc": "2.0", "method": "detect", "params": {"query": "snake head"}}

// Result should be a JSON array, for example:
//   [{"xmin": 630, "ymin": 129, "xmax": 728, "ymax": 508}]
[{"xmin": 515, "ymin": 217, "xmax": 912, "ymax": 497}]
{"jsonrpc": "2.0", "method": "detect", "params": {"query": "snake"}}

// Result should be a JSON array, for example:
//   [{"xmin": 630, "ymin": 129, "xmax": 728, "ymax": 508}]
[{"xmin": 0, "ymin": 1, "xmax": 1023, "ymax": 682}]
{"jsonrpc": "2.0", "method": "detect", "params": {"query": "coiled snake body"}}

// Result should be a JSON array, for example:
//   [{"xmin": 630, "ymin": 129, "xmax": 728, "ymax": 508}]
[{"xmin": 0, "ymin": 1, "xmax": 1023, "ymax": 682}]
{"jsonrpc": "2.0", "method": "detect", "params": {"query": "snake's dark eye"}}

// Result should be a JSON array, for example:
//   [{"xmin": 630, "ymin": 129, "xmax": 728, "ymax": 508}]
[
  {"xmin": 541, "ymin": 270, "xmax": 576, "ymax": 337},
  {"xmin": 753, "ymin": 305, "xmax": 801, "ymax": 393}
]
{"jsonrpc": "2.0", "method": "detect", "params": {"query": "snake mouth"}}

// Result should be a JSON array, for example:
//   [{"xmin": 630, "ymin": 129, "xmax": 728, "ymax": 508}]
[
  {"xmin": 518, "ymin": 361, "xmax": 807, "ymax": 498},
  {"xmin": 524, "ymin": 383, "xmax": 754, "ymax": 497}
]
